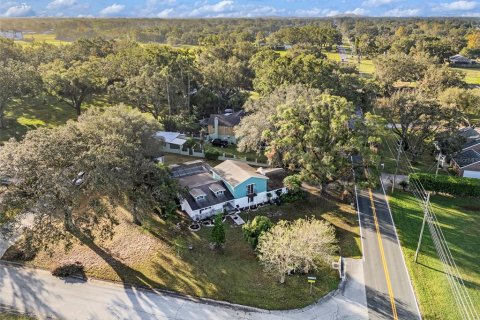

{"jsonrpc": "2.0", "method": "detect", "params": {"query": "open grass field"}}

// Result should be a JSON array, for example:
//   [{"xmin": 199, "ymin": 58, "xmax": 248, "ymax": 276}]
[
  {"xmin": 388, "ymin": 192, "xmax": 480, "ymax": 320},
  {"xmin": 323, "ymin": 51, "xmax": 375, "ymax": 78},
  {"xmin": 0, "ymin": 96, "xmax": 114, "ymax": 144},
  {"xmin": 3, "ymin": 186, "xmax": 360, "ymax": 310},
  {"xmin": 453, "ymin": 67, "xmax": 480, "ymax": 85},
  {"xmin": 16, "ymin": 33, "xmax": 70, "ymax": 46}
]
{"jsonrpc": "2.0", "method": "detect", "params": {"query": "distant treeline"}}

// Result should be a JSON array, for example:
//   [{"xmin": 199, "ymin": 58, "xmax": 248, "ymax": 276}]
[
  {"xmin": 0, "ymin": 18, "xmax": 332, "ymax": 44},
  {"xmin": 1, "ymin": 17, "xmax": 478, "ymax": 48}
]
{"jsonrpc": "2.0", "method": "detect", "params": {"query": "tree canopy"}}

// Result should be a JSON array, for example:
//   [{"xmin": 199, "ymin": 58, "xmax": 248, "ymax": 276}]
[{"xmin": 0, "ymin": 106, "xmax": 179, "ymax": 251}]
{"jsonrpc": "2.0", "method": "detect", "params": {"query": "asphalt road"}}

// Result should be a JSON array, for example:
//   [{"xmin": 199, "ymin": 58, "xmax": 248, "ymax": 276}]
[{"xmin": 356, "ymin": 180, "xmax": 421, "ymax": 320}]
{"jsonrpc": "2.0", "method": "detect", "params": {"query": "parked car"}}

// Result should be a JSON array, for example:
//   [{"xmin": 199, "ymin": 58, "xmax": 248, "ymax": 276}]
[{"xmin": 211, "ymin": 139, "xmax": 229, "ymax": 148}]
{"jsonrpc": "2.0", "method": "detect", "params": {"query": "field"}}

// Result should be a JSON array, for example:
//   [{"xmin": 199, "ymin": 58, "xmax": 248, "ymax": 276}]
[
  {"xmin": 388, "ymin": 192, "xmax": 480, "ymax": 320},
  {"xmin": 323, "ymin": 51, "xmax": 375, "ymax": 78},
  {"xmin": 453, "ymin": 67, "xmax": 480, "ymax": 85},
  {"xmin": 16, "ymin": 33, "xmax": 70, "ymax": 46},
  {"xmin": 3, "ymin": 186, "xmax": 360, "ymax": 310},
  {"xmin": 0, "ymin": 96, "xmax": 114, "ymax": 144}
]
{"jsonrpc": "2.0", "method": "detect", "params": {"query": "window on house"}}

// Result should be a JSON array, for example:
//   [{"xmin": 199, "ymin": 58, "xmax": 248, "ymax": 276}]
[{"xmin": 246, "ymin": 184, "xmax": 255, "ymax": 194}]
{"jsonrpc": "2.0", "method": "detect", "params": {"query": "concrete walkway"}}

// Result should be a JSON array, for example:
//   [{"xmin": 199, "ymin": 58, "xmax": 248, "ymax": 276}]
[{"xmin": 0, "ymin": 218, "xmax": 368, "ymax": 320}]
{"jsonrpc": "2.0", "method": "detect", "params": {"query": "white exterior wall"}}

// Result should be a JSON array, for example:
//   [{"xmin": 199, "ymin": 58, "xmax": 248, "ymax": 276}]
[
  {"xmin": 180, "ymin": 199, "xmax": 229, "ymax": 221},
  {"xmin": 463, "ymin": 170, "xmax": 480, "ymax": 179},
  {"xmin": 232, "ymin": 188, "xmax": 288, "ymax": 209},
  {"xmin": 180, "ymin": 187, "xmax": 288, "ymax": 220}
]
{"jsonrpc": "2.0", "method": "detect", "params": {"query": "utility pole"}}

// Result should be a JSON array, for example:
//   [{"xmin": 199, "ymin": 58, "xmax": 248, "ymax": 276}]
[
  {"xmin": 414, "ymin": 192, "xmax": 430, "ymax": 263},
  {"xmin": 416, "ymin": 143, "xmax": 443, "ymax": 263},
  {"xmin": 391, "ymin": 139, "xmax": 403, "ymax": 193}
]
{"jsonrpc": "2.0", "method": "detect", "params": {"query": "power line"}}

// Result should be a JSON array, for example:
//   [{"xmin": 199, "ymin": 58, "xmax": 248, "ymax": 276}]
[{"xmin": 381, "ymin": 132, "xmax": 479, "ymax": 320}]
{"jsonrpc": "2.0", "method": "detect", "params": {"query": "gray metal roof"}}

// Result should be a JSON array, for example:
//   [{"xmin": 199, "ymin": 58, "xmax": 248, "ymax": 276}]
[{"xmin": 453, "ymin": 149, "xmax": 480, "ymax": 168}]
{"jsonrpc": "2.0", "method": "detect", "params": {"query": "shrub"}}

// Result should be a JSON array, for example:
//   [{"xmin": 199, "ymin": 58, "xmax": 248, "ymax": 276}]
[
  {"xmin": 184, "ymin": 138, "xmax": 196, "ymax": 149},
  {"xmin": 210, "ymin": 214, "xmax": 226, "ymax": 248},
  {"xmin": 52, "ymin": 262, "xmax": 86, "ymax": 278},
  {"xmin": 283, "ymin": 174, "xmax": 302, "ymax": 193},
  {"xmin": 242, "ymin": 215, "xmax": 273, "ymax": 248},
  {"xmin": 280, "ymin": 191, "xmax": 305, "ymax": 203},
  {"xmin": 409, "ymin": 173, "xmax": 480, "ymax": 197},
  {"xmin": 205, "ymin": 148, "xmax": 220, "ymax": 160}
]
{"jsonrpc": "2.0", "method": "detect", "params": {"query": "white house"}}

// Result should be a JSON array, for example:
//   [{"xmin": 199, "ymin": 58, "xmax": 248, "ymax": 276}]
[
  {"xmin": 171, "ymin": 160, "xmax": 287, "ymax": 221},
  {"xmin": 154, "ymin": 131, "xmax": 188, "ymax": 153}
]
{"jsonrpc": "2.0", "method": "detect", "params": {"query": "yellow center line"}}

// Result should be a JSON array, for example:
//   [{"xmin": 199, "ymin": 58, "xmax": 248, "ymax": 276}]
[{"xmin": 368, "ymin": 187, "xmax": 399, "ymax": 320}]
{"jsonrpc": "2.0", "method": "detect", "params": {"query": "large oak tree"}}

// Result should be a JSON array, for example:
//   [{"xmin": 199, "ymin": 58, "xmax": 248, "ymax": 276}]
[{"xmin": 0, "ymin": 106, "xmax": 179, "ymax": 251}]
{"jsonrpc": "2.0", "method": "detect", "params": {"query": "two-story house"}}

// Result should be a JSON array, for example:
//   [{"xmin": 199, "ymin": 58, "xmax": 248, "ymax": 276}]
[{"xmin": 171, "ymin": 160, "xmax": 287, "ymax": 221}]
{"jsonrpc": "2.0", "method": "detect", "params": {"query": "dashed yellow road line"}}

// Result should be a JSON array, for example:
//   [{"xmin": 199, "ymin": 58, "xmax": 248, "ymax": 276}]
[{"xmin": 368, "ymin": 188, "xmax": 399, "ymax": 320}]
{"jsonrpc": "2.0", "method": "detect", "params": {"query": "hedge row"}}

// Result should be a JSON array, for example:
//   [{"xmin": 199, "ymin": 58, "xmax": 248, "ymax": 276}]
[{"xmin": 409, "ymin": 173, "xmax": 480, "ymax": 197}]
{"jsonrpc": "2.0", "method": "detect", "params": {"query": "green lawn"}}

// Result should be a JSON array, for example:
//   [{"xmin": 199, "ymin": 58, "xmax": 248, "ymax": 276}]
[
  {"xmin": 205, "ymin": 143, "xmax": 268, "ymax": 163},
  {"xmin": 452, "ymin": 67, "xmax": 480, "ymax": 85},
  {"xmin": 388, "ymin": 192, "xmax": 480, "ymax": 320},
  {"xmin": 378, "ymin": 131, "xmax": 444, "ymax": 176},
  {"xmin": 16, "ymin": 34, "xmax": 70, "ymax": 46},
  {"xmin": 0, "ymin": 95, "xmax": 114, "ymax": 144},
  {"xmin": 0, "ymin": 313, "xmax": 34, "ymax": 320},
  {"xmin": 6, "ymin": 186, "xmax": 360, "ymax": 310}
]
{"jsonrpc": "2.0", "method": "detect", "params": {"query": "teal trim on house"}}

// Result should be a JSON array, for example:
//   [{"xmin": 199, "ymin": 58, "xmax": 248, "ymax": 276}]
[{"xmin": 212, "ymin": 171, "xmax": 267, "ymax": 199}]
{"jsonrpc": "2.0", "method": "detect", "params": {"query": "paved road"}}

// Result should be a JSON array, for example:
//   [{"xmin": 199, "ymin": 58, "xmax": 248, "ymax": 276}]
[
  {"xmin": 356, "ymin": 179, "xmax": 421, "ymax": 320},
  {"xmin": 0, "ymin": 259, "xmax": 367, "ymax": 320},
  {"xmin": 0, "ymin": 214, "xmax": 368, "ymax": 320}
]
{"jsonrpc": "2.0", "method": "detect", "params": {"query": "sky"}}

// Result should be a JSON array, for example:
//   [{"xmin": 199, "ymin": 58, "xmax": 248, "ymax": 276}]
[{"xmin": 0, "ymin": 0, "xmax": 479, "ymax": 18}]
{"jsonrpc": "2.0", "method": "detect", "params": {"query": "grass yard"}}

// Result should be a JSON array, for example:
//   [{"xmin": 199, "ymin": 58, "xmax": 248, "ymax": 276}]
[
  {"xmin": 388, "ymin": 192, "xmax": 480, "ymax": 320},
  {"xmin": 453, "ymin": 67, "xmax": 480, "ymax": 85},
  {"xmin": 3, "ymin": 186, "xmax": 360, "ymax": 310},
  {"xmin": 205, "ymin": 143, "xmax": 268, "ymax": 163},
  {"xmin": 377, "ymin": 131, "xmax": 445, "ymax": 176},
  {"xmin": 0, "ymin": 313, "xmax": 34, "ymax": 320},
  {"xmin": 0, "ymin": 95, "xmax": 114, "ymax": 144}
]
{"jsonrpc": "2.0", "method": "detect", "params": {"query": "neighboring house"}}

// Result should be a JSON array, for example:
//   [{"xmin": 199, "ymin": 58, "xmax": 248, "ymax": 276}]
[
  {"xmin": 451, "ymin": 149, "xmax": 480, "ymax": 179},
  {"xmin": 205, "ymin": 110, "xmax": 244, "ymax": 144},
  {"xmin": 172, "ymin": 159, "xmax": 287, "ymax": 220},
  {"xmin": 449, "ymin": 54, "xmax": 473, "ymax": 65},
  {"xmin": 0, "ymin": 31, "xmax": 23, "ymax": 40},
  {"xmin": 459, "ymin": 127, "xmax": 480, "ymax": 153},
  {"xmin": 154, "ymin": 131, "xmax": 187, "ymax": 153}
]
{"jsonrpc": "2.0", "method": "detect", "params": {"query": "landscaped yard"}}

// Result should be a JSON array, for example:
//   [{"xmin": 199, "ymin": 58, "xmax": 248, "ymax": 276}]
[
  {"xmin": 2, "ymin": 186, "xmax": 360, "ymax": 310},
  {"xmin": 388, "ymin": 192, "xmax": 480, "ymax": 320}
]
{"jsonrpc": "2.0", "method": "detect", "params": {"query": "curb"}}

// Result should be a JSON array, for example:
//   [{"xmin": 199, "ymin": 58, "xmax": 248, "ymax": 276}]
[{"xmin": 0, "ymin": 259, "xmax": 344, "ymax": 315}]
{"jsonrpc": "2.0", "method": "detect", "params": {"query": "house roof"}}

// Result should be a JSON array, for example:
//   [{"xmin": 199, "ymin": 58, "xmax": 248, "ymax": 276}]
[
  {"xmin": 213, "ymin": 160, "xmax": 268, "ymax": 187},
  {"xmin": 154, "ymin": 131, "xmax": 187, "ymax": 145},
  {"xmin": 207, "ymin": 110, "xmax": 245, "ymax": 127},
  {"xmin": 449, "ymin": 54, "xmax": 472, "ymax": 63},
  {"xmin": 209, "ymin": 183, "xmax": 226, "ymax": 193},
  {"xmin": 189, "ymin": 188, "xmax": 206, "ymax": 198},
  {"xmin": 452, "ymin": 149, "xmax": 480, "ymax": 168},
  {"xmin": 257, "ymin": 167, "xmax": 288, "ymax": 191},
  {"xmin": 459, "ymin": 127, "xmax": 480, "ymax": 150},
  {"xmin": 173, "ymin": 161, "xmax": 234, "ymax": 211}
]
